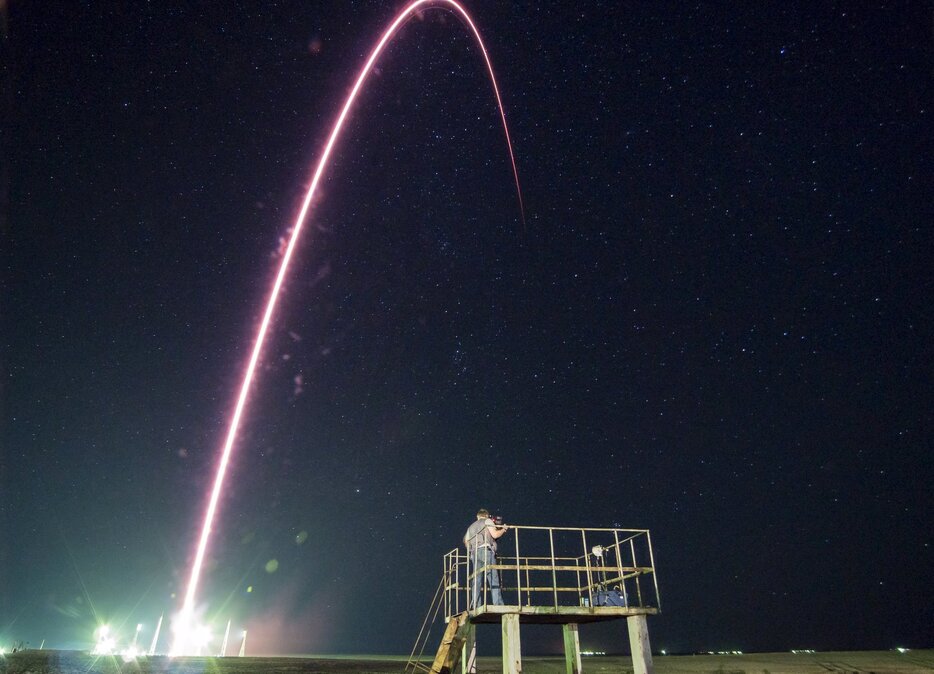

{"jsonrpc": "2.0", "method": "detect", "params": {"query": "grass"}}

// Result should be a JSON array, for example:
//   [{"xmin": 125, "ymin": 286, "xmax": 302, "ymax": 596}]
[{"xmin": 1, "ymin": 649, "xmax": 932, "ymax": 674}]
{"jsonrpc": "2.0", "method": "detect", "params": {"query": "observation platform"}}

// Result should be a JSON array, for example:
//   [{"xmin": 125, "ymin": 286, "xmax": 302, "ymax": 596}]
[{"xmin": 406, "ymin": 524, "xmax": 661, "ymax": 674}]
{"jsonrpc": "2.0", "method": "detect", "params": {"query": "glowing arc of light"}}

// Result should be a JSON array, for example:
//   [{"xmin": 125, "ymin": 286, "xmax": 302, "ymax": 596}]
[{"xmin": 173, "ymin": 0, "xmax": 523, "ymax": 653}]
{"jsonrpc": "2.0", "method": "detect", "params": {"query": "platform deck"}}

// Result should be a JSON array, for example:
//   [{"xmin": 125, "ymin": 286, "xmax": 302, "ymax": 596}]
[{"xmin": 467, "ymin": 605, "xmax": 658, "ymax": 624}]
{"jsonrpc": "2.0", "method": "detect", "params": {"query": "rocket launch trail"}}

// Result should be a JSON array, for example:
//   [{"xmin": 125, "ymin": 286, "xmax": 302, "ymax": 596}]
[{"xmin": 172, "ymin": 0, "xmax": 523, "ymax": 653}]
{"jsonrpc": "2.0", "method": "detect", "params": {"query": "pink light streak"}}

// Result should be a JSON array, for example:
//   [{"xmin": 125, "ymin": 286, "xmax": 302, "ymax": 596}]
[{"xmin": 172, "ymin": 0, "xmax": 524, "ymax": 652}]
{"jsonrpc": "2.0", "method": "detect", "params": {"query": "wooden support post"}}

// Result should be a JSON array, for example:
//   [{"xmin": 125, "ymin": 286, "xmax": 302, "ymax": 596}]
[
  {"xmin": 627, "ymin": 614, "xmax": 654, "ymax": 674},
  {"xmin": 562, "ymin": 623, "xmax": 582, "ymax": 674},
  {"xmin": 501, "ymin": 613, "xmax": 522, "ymax": 674},
  {"xmin": 461, "ymin": 622, "xmax": 476, "ymax": 674}
]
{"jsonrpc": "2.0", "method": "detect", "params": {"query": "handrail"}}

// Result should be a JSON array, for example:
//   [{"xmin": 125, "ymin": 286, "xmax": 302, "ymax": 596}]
[
  {"xmin": 444, "ymin": 524, "xmax": 660, "ymax": 619},
  {"xmin": 494, "ymin": 525, "xmax": 650, "ymax": 533},
  {"xmin": 403, "ymin": 575, "xmax": 447, "ymax": 674}
]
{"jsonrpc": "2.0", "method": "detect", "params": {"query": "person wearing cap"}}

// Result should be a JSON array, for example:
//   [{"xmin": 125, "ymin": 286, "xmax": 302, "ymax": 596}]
[{"xmin": 464, "ymin": 508, "xmax": 508, "ymax": 608}]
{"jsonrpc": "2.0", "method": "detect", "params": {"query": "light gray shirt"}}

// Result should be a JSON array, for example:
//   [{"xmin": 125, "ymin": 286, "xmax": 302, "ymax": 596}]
[{"xmin": 464, "ymin": 518, "xmax": 496, "ymax": 553}]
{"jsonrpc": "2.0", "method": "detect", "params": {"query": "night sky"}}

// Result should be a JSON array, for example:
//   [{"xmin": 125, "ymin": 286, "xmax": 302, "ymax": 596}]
[{"xmin": 1, "ymin": 0, "xmax": 930, "ymax": 657}]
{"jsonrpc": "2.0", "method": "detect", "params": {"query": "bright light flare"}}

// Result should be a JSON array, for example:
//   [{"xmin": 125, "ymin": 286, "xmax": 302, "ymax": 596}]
[
  {"xmin": 170, "ymin": 612, "xmax": 214, "ymax": 657},
  {"xmin": 120, "ymin": 646, "xmax": 142, "ymax": 662},
  {"xmin": 169, "ymin": 611, "xmax": 193, "ymax": 657},
  {"xmin": 92, "ymin": 625, "xmax": 116, "ymax": 656},
  {"xmin": 173, "ymin": 0, "xmax": 524, "ymax": 655}
]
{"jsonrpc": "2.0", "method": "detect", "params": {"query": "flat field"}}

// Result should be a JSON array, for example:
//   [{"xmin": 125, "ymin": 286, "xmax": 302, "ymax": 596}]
[{"xmin": 1, "ymin": 650, "xmax": 932, "ymax": 674}]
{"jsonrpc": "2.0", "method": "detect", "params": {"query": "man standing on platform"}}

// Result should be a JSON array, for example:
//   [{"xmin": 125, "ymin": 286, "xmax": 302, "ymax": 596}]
[{"xmin": 464, "ymin": 508, "xmax": 508, "ymax": 608}]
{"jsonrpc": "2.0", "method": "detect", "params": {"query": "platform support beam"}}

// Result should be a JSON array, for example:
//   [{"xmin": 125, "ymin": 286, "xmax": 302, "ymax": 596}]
[
  {"xmin": 461, "ymin": 622, "xmax": 476, "ymax": 674},
  {"xmin": 627, "ymin": 614, "xmax": 654, "ymax": 674},
  {"xmin": 562, "ymin": 623, "xmax": 582, "ymax": 674},
  {"xmin": 502, "ymin": 613, "xmax": 522, "ymax": 674}
]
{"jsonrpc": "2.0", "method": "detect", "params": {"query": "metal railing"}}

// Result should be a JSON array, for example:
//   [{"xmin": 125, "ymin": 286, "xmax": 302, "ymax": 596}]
[
  {"xmin": 444, "ymin": 525, "xmax": 660, "ymax": 620},
  {"xmin": 404, "ymin": 575, "xmax": 448, "ymax": 674}
]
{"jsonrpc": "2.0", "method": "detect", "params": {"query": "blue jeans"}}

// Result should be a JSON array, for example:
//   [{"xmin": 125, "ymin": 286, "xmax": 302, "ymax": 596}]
[{"xmin": 471, "ymin": 547, "xmax": 503, "ymax": 607}]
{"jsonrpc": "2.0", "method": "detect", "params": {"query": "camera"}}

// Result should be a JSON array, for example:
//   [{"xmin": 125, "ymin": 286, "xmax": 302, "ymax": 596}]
[{"xmin": 492, "ymin": 515, "xmax": 504, "ymax": 526}]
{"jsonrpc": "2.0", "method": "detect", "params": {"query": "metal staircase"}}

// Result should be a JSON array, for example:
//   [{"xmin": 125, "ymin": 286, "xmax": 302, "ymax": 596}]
[
  {"xmin": 404, "ymin": 575, "xmax": 469, "ymax": 674},
  {"xmin": 427, "ymin": 612, "xmax": 470, "ymax": 674}
]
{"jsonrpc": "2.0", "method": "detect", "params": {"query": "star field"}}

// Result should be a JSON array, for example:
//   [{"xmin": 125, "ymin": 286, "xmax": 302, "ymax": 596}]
[{"xmin": 1, "ymin": 0, "xmax": 930, "ymax": 656}]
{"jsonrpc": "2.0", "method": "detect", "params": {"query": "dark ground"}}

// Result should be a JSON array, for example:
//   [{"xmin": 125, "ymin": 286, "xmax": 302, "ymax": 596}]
[{"xmin": 1, "ymin": 650, "xmax": 932, "ymax": 674}]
